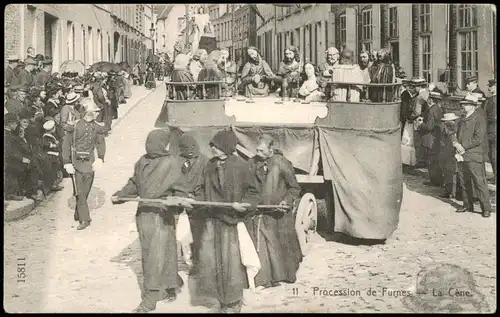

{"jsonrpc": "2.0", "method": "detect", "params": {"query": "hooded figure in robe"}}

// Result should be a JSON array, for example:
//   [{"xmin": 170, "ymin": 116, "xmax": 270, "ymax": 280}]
[
  {"xmin": 194, "ymin": 129, "xmax": 260, "ymax": 313},
  {"xmin": 112, "ymin": 129, "xmax": 188, "ymax": 313}
]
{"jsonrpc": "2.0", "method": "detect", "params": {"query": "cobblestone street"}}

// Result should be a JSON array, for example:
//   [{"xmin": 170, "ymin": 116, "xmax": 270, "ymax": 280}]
[{"xmin": 3, "ymin": 83, "xmax": 496, "ymax": 313}]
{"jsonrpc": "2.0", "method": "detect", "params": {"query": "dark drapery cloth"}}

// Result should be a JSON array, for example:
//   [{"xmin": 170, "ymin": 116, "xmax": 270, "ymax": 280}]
[
  {"xmin": 318, "ymin": 127, "xmax": 402, "ymax": 239},
  {"xmin": 245, "ymin": 153, "xmax": 302, "ymax": 287},
  {"xmin": 420, "ymin": 104, "xmax": 444, "ymax": 185},
  {"xmin": 195, "ymin": 154, "xmax": 260, "ymax": 306},
  {"xmin": 167, "ymin": 123, "xmax": 402, "ymax": 240}
]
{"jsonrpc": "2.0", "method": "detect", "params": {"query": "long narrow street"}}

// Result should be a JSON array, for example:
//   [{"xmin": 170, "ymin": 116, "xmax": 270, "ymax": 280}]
[{"xmin": 4, "ymin": 83, "xmax": 496, "ymax": 313}]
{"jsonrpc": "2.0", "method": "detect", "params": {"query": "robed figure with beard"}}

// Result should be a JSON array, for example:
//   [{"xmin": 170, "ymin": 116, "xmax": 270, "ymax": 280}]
[
  {"xmin": 333, "ymin": 47, "xmax": 367, "ymax": 102},
  {"xmin": 369, "ymin": 48, "xmax": 396, "ymax": 102},
  {"xmin": 317, "ymin": 47, "xmax": 340, "ymax": 100},
  {"xmin": 239, "ymin": 47, "xmax": 276, "ymax": 97},
  {"xmin": 274, "ymin": 46, "xmax": 302, "ymax": 100}
]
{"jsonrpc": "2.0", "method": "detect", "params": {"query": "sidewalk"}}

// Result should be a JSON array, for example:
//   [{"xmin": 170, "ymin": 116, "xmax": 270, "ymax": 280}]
[
  {"xmin": 412, "ymin": 163, "xmax": 496, "ymax": 193},
  {"xmin": 4, "ymin": 84, "xmax": 155, "ymax": 223}
]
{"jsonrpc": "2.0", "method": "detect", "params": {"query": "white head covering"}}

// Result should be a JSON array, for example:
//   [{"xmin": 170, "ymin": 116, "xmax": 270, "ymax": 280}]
[{"xmin": 43, "ymin": 120, "xmax": 55, "ymax": 131}]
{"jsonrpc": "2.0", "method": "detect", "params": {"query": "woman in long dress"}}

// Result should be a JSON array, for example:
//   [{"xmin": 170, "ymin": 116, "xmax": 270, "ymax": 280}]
[{"xmin": 191, "ymin": 7, "xmax": 212, "ymax": 54}]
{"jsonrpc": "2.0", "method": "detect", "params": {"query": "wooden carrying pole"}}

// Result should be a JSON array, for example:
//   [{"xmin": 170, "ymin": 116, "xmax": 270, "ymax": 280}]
[{"xmin": 113, "ymin": 197, "xmax": 291, "ymax": 210}]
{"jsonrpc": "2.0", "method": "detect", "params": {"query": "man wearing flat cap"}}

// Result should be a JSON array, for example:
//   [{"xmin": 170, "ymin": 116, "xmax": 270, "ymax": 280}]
[
  {"xmin": 454, "ymin": 94, "xmax": 492, "ymax": 218},
  {"xmin": 5, "ymin": 55, "xmax": 20, "ymax": 89},
  {"xmin": 484, "ymin": 79, "xmax": 496, "ymax": 179},
  {"xmin": 10, "ymin": 58, "xmax": 37, "ymax": 91},
  {"xmin": 417, "ymin": 91, "xmax": 444, "ymax": 186},
  {"xmin": 62, "ymin": 98, "xmax": 107, "ymax": 230},
  {"xmin": 35, "ymin": 59, "xmax": 53, "ymax": 88},
  {"xmin": 5, "ymin": 87, "xmax": 28, "ymax": 116},
  {"xmin": 4, "ymin": 113, "xmax": 26, "ymax": 201},
  {"xmin": 465, "ymin": 75, "xmax": 485, "ymax": 99}
]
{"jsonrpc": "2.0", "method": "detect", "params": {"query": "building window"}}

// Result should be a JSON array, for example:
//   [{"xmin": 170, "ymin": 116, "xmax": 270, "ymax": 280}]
[
  {"xmin": 339, "ymin": 13, "xmax": 346, "ymax": 46},
  {"xmin": 419, "ymin": 4, "xmax": 431, "ymax": 33},
  {"xmin": 389, "ymin": 7, "xmax": 398, "ymax": 38},
  {"xmin": 361, "ymin": 8, "xmax": 373, "ymax": 41},
  {"xmin": 162, "ymin": 35, "xmax": 166, "ymax": 47},
  {"xmin": 390, "ymin": 41, "xmax": 400, "ymax": 65},
  {"xmin": 458, "ymin": 4, "xmax": 478, "ymax": 28},
  {"xmin": 325, "ymin": 20, "xmax": 329, "ymax": 48},
  {"xmin": 420, "ymin": 35, "xmax": 432, "ymax": 82},
  {"xmin": 459, "ymin": 31, "xmax": 478, "ymax": 88}
]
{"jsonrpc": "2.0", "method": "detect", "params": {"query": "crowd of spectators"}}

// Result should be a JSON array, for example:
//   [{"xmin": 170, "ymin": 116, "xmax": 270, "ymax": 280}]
[{"xmin": 4, "ymin": 48, "xmax": 142, "ymax": 205}]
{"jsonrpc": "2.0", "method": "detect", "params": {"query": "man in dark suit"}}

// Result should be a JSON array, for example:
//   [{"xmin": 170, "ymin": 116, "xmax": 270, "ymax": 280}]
[
  {"xmin": 35, "ymin": 59, "xmax": 52, "ymax": 88},
  {"xmin": 465, "ymin": 75, "xmax": 486, "ymax": 99},
  {"xmin": 454, "ymin": 94, "xmax": 492, "ymax": 218},
  {"xmin": 5, "ymin": 55, "xmax": 19, "ymax": 89},
  {"xmin": 62, "ymin": 99, "xmax": 108, "ymax": 230},
  {"xmin": 10, "ymin": 57, "xmax": 37, "ymax": 91},
  {"xmin": 418, "ymin": 91, "xmax": 444, "ymax": 186},
  {"xmin": 485, "ymin": 79, "xmax": 496, "ymax": 180}
]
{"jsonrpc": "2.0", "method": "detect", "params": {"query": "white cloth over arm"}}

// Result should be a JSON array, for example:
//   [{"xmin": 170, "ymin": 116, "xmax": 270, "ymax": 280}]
[{"xmin": 237, "ymin": 222, "xmax": 261, "ymax": 292}]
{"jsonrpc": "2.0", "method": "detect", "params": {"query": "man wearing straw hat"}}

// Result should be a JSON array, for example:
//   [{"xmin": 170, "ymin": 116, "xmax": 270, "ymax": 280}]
[
  {"xmin": 59, "ymin": 92, "xmax": 81, "ymax": 134},
  {"xmin": 454, "ymin": 94, "xmax": 492, "ymax": 218},
  {"xmin": 439, "ymin": 112, "xmax": 461, "ymax": 199},
  {"xmin": 62, "ymin": 98, "xmax": 107, "ymax": 230}
]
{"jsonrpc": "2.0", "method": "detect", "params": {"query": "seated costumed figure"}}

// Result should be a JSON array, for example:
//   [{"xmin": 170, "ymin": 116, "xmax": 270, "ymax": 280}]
[
  {"xmin": 275, "ymin": 46, "xmax": 302, "ymax": 101},
  {"xmin": 170, "ymin": 54, "xmax": 195, "ymax": 100},
  {"xmin": 334, "ymin": 47, "xmax": 366, "ymax": 102},
  {"xmin": 197, "ymin": 50, "xmax": 227, "ymax": 100},
  {"xmin": 298, "ymin": 63, "xmax": 324, "ymax": 102},
  {"xmin": 238, "ymin": 46, "xmax": 276, "ymax": 97}
]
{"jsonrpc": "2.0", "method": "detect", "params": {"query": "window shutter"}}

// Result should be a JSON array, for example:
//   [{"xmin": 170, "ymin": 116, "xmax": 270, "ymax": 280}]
[
  {"xmin": 381, "ymin": 5, "xmax": 388, "ymax": 48},
  {"xmin": 411, "ymin": 4, "xmax": 419, "ymax": 77},
  {"xmin": 449, "ymin": 5, "xmax": 458, "ymax": 87}
]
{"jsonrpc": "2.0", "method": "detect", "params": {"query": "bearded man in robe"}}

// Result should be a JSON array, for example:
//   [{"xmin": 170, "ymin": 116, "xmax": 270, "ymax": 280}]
[
  {"xmin": 170, "ymin": 54, "xmax": 195, "ymax": 100},
  {"xmin": 369, "ymin": 48, "xmax": 396, "ymax": 102},
  {"xmin": 245, "ymin": 134, "xmax": 303, "ymax": 291},
  {"xmin": 330, "ymin": 47, "xmax": 367, "ymax": 102},
  {"xmin": 193, "ymin": 130, "xmax": 260, "ymax": 313},
  {"xmin": 275, "ymin": 46, "xmax": 302, "ymax": 100},
  {"xmin": 357, "ymin": 50, "xmax": 373, "ymax": 100},
  {"xmin": 317, "ymin": 47, "xmax": 340, "ymax": 100},
  {"xmin": 112, "ymin": 129, "xmax": 190, "ymax": 313},
  {"xmin": 239, "ymin": 46, "xmax": 276, "ymax": 97}
]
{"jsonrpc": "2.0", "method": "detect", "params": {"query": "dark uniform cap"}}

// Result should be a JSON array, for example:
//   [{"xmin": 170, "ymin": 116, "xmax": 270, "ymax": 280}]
[
  {"xmin": 42, "ymin": 59, "xmax": 53, "ymax": 65},
  {"xmin": 488, "ymin": 79, "xmax": 496, "ymax": 86},
  {"xmin": 465, "ymin": 75, "xmax": 477, "ymax": 83}
]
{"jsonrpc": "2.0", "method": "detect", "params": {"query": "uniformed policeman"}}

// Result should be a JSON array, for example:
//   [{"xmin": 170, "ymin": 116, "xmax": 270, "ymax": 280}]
[
  {"xmin": 5, "ymin": 55, "xmax": 19, "ymax": 89},
  {"xmin": 62, "ymin": 98, "xmax": 108, "ymax": 230},
  {"xmin": 35, "ymin": 59, "xmax": 53, "ymax": 88}
]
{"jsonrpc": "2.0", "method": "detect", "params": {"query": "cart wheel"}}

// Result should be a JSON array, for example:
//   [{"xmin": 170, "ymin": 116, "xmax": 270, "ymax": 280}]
[{"xmin": 294, "ymin": 193, "xmax": 318, "ymax": 257}]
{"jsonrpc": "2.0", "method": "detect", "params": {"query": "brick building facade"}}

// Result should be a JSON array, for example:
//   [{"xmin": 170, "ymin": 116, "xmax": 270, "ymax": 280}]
[
  {"xmin": 4, "ymin": 4, "xmax": 154, "ymax": 73},
  {"xmin": 256, "ymin": 4, "xmax": 495, "ymax": 91}
]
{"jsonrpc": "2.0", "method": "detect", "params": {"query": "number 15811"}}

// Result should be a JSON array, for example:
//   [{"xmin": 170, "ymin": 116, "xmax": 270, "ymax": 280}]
[{"xmin": 17, "ymin": 258, "xmax": 26, "ymax": 283}]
